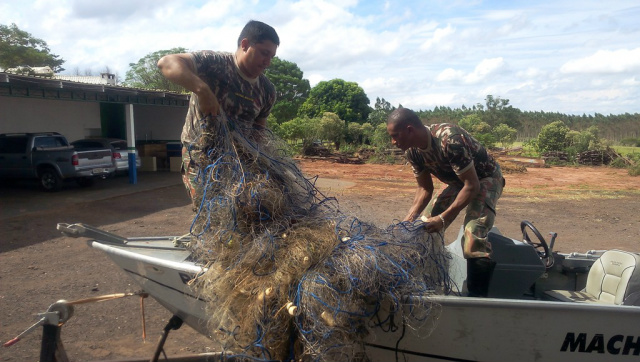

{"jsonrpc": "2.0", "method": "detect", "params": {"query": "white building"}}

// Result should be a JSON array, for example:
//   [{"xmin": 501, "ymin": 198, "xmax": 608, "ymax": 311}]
[{"xmin": 0, "ymin": 71, "xmax": 188, "ymax": 170}]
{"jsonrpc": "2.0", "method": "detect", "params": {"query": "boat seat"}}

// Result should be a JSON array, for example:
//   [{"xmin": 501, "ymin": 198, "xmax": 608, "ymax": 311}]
[{"xmin": 545, "ymin": 250, "xmax": 640, "ymax": 305}]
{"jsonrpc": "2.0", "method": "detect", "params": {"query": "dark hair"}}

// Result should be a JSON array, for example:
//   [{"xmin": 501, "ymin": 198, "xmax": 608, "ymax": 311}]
[
  {"xmin": 387, "ymin": 108, "xmax": 423, "ymax": 128},
  {"xmin": 237, "ymin": 20, "xmax": 280, "ymax": 47}
]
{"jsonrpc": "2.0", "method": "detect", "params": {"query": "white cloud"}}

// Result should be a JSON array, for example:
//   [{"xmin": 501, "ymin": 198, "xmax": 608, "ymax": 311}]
[
  {"xmin": 516, "ymin": 67, "xmax": 545, "ymax": 79},
  {"xmin": 401, "ymin": 92, "xmax": 459, "ymax": 110},
  {"xmin": 436, "ymin": 58, "xmax": 506, "ymax": 84},
  {"xmin": 622, "ymin": 77, "xmax": 640, "ymax": 86},
  {"xmin": 361, "ymin": 76, "xmax": 403, "ymax": 90},
  {"xmin": 307, "ymin": 73, "xmax": 326, "ymax": 87},
  {"xmin": 420, "ymin": 24, "xmax": 455, "ymax": 51},
  {"xmin": 1, "ymin": 0, "xmax": 639, "ymax": 114},
  {"xmin": 560, "ymin": 48, "xmax": 640, "ymax": 74},
  {"xmin": 465, "ymin": 57, "xmax": 506, "ymax": 84},
  {"xmin": 556, "ymin": 88, "xmax": 627, "ymax": 103},
  {"xmin": 436, "ymin": 68, "xmax": 465, "ymax": 82}
]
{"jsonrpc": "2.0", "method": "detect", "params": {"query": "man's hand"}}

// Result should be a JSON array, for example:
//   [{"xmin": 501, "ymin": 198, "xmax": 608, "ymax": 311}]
[
  {"xmin": 195, "ymin": 87, "xmax": 220, "ymax": 117},
  {"xmin": 403, "ymin": 172, "xmax": 434, "ymax": 222},
  {"xmin": 421, "ymin": 215, "xmax": 446, "ymax": 233}
]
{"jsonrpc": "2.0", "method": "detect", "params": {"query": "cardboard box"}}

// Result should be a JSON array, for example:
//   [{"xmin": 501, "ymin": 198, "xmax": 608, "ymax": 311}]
[
  {"xmin": 140, "ymin": 156, "xmax": 157, "ymax": 172},
  {"xmin": 139, "ymin": 143, "xmax": 167, "ymax": 157},
  {"xmin": 169, "ymin": 157, "xmax": 182, "ymax": 172}
]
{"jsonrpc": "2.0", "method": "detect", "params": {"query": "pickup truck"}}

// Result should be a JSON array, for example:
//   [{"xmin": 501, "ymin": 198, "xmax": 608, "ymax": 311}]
[{"xmin": 0, "ymin": 132, "xmax": 115, "ymax": 191}]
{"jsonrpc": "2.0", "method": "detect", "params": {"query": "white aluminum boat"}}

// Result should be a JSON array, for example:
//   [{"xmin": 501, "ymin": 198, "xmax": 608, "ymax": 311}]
[{"xmin": 56, "ymin": 222, "xmax": 640, "ymax": 362}]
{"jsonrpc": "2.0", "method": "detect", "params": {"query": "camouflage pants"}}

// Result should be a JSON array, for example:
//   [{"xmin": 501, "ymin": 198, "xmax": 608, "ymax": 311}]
[
  {"xmin": 181, "ymin": 146, "xmax": 202, "ymax": 211},
  {"xmin": 423, "ymin": 168, "xmax": 505, "ymax": 259}
]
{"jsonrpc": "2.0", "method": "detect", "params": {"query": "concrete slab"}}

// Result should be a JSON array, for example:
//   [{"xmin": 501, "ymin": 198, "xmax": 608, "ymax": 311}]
[{"xmin": 0, "ymin": 172, "xmax": 182, "ymax": 220}]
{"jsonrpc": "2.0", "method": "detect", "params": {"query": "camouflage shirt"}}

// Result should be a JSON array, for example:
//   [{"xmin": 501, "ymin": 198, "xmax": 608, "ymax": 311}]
[
  {"xmin": 405, "ymin": 124, "xmax": 499, "ymax": 188},
  {"xmin": 181, "ymin": 51, "xmax": 276, "ymax": 145}
]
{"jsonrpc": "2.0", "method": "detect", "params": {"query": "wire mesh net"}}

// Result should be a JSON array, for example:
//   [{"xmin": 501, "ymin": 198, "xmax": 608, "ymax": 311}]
[{"xmin": 184, "ymin": 114, "xmax": 452, "ymax": 361}]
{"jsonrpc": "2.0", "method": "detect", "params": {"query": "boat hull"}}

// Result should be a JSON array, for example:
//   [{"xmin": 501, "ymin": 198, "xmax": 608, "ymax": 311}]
[
  {"xmin": 89, "ymin": 239, "xmax": 640, "ymax": 362},
  {"xmin": 365, "ymin": 296, "xmax": 640, "ymax": 361}
]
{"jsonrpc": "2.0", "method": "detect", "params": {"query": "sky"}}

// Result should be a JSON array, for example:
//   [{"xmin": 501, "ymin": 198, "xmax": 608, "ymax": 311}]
[{"xmin": 2, "ymin": 0, "xmax": 639, "ymax": 116}]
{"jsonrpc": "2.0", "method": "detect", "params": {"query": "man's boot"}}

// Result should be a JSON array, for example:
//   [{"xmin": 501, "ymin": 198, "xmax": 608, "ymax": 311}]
[{"xmin": 466, "ymin": 257, "xmax": 496, "ymax": 297}]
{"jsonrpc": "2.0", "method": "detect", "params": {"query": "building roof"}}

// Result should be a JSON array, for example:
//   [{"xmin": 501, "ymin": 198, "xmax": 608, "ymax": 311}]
[
  {"xmin": 0, "ymin": 72, "xmax": 189, "ymax": 107},
  {"xmin": 54, "ymin": 74, "xmax": 115, "ymax": 85}
]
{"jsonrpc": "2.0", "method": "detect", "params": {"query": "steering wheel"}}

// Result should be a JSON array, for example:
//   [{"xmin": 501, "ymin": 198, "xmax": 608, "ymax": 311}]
[{"xmin": 520, "ymin": 220, "xmax": 554, "ymax": 268}]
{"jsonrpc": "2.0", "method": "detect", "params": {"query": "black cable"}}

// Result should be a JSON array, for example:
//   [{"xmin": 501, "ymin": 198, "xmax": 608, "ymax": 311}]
[{"xmin": 395, "ymin": 318, "xmax": 407, "ymax": 362}]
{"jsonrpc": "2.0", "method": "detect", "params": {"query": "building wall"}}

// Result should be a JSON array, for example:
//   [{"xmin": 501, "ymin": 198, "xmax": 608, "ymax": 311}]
[
  {"xmin": 0, "ymin": 96, "xmax": 101, "ymax": 141},
  {"xmin": 0, "ymin": 96, "xmax": 188, "ymax": 143},
  {"xmin": 133, "ymin": 104, "xmax": 186, "ymax": 142}
]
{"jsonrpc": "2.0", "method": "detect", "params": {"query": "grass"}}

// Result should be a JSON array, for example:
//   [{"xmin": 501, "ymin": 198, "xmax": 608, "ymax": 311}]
[
  {"xmin": 612, "ymin": 145, "xmax": 640, "ymax": 156},
  {"xmin": 509, "ymin": 143, "xmax": 640, "ymax": 157},
  {"xmin": 504, "ymin": 187, "xmax": 640, "ymax": 201}
]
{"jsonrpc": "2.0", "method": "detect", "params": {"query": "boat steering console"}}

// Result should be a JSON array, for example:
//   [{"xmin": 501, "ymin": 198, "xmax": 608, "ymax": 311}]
[{"xmin": 521, "ymin": 220, "xmax": 557, "ymax": 268}]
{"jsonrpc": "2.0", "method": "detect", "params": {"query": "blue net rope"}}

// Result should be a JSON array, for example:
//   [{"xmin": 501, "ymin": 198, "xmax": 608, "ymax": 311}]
[{"xmin": 185, "ymin": 115, "xmax": 452, "ymax": 361}]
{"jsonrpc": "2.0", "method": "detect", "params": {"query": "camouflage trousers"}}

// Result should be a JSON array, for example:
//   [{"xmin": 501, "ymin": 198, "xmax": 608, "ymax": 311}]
[
  {"xmin": 423, "ymin": 168, "xmax": 505, "ymax": 259},
  {"xmin": 181, "ymin": 146, "xmax": 202, "ymax": 211}
]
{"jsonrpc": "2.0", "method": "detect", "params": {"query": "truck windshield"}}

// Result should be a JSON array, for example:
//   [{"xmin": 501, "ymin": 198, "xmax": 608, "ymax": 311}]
[{"xmin": 34, "ymin": 136, "xmax": 68, "ymax": 149}]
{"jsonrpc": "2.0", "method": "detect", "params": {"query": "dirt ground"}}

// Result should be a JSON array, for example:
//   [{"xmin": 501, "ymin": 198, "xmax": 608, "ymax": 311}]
[{"xmin": 1, "ymin": 159, "xmax": 639, "ymax": 361}]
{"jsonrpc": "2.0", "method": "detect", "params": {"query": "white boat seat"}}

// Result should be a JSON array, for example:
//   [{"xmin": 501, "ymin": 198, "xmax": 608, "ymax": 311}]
[{"xmin": 545, "ymin": 249, "xmax": 640, "ymax": 305}]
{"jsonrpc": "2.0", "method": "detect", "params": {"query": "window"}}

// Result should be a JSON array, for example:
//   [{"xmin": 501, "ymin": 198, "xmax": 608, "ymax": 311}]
[
  {"xmin": 71, "ymin": 140, "xmax": 104, "ymax": 149},
  {"xmin": 111, "ymin": 141, "xmax": 127, "ymax": 150},
  {"xmin": 34, "ymin": 136, "xmax": 68, "ymax": 149},
  {"xmin": 0, "ymin": 137, "xmax": 28, "ymax": 153}
]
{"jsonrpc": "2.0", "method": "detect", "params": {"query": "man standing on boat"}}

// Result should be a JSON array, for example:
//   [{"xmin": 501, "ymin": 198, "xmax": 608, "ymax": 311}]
[
  {"xmin": 157, "ymin": 20, "xmax": 279, "ymax": 209},
  {"xmin": 386, "ymin": 108, "xmax": 505, "ymax": 297}
]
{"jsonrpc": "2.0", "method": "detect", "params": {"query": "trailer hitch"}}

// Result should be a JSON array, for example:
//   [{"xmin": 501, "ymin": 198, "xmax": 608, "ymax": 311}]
[{"xmin": 3, "ymin": 300, "xmax": 74, "ymax": 362}]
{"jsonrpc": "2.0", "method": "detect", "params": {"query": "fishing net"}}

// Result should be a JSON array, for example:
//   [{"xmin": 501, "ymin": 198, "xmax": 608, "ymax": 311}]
[{"xmin": 185, "ymin": 114, "xmax": 452, "ymax": 362}]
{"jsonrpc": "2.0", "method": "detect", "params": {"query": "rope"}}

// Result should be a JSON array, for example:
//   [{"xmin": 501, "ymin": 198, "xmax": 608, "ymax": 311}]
[
  {"xmin": 183, "ymin": 114, "xmax": 452, "ymax": 361},
  {"xmin": 67, "ymin": 291, "xmax": 149, "ymax": 341}
]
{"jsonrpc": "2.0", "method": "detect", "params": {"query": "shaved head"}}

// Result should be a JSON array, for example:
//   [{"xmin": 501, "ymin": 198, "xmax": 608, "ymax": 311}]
[
  {"xmin": 387, "ymin": 108, "xmax": 424, "ymax": 129},
  {"xmin": 386, "ymin": 107, "xmax": 430, "ymax": 151}
]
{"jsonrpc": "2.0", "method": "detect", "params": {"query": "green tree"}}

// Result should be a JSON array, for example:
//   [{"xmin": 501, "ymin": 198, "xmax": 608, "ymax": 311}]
[
  {"xmin": 124, "ymin": 48, "xmax": 188, "ymax": 92},
  {"xmin": 537, "ymin": 121, "xmax": 569, "ymax": 153},
  {"xmin": 346, "ymin": 122, "xmax": 363, "ymax": 145},
  {"xmin": 298, "ymin": 79, "xmax": 371, "ymax": 124},
  {"xmin": 264, "ymin": 57, "xmax": 310, "ymax": 125},
  {"xmin": 360, "ymin": 122, "xmax": 375, "ymax": 145},
  {"xmin": 483, "ymin": 95, "xmax": 521, "ymax": 129},
  {"xmin": 471, "ymin": 121, "xmax": 492, "ymax": 134},
  {"xmin": 458, "ymin": 114, "xmax": 495, "ymax": 148},
  {"xmin": 458, "ymin": 114, "xmax": 484, "ymax": 132},
  {"xmin": 567, "ymin": 125, "xmax": 603, "ymax": 153},
  {"xmin": 371, "ymin": 122, "xmax": 391, "ymax": 149},
  {"xmin": 368, "ymin": 97, "xmax": 396, "ymax": 126},
  {"xmin": 276, "ymin": 116, "xmax": 318, "ymax": 146},
  {"xmin": 493, "ymin": 124, "xmax": 517, "ymax": 148},
  {"xmin": 318, "ymin": 112, "xmax": 345, "ymax": 150},
  {"xmin": 0, "ymin": 23, "xmax": 65, "ymax": 72}
]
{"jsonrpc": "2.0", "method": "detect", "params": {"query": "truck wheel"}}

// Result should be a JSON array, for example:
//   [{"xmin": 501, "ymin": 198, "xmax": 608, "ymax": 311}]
[
  {"xmin": 76, "ymin": 178, "xmax": 95, "ymax": 187},
  {"xmin": 39, "ymin": 168, "xmax": 63, "ymax": 192}
]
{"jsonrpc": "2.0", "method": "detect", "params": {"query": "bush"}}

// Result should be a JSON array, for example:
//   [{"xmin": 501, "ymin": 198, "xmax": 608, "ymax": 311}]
[
  {"xmin": 339, "ymin": 143, "xmax": 359, "ymax": 154},
  {"xmin": 473, "ymin": 132, "xmax": 496, "ymax": 149},
  {"xmin": 494, "ymin": 124, "xmax": 517, "ymax": 148},
  {"xmin": 537, "ymin": 121, "xmax": 569, "ymax": 153},
  {"xmin": 609, "ymin": 157, "xmax": 629, "ymax": 169},
  {"xmin": 625, "ymin": 153, "xmax": 640, "ymax": 176}
]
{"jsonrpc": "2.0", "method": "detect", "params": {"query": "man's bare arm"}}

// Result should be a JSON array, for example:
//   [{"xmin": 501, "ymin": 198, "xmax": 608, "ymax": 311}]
[
  {"xmin": 424, "ymin": 165, "xmax": 480, "ymax": 232},
  {"xmin": 404, "ymin": 171, "xmax": 434, "ymax": 222},
  {"xmin": 157, "ymin": 54, "xmax": 220, "ymax": 116}
]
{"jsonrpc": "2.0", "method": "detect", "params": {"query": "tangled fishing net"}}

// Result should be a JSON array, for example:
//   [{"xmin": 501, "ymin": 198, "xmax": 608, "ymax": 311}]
[{"xmin": 185, "ymin": 114, "xmax": 452, "ymax": 362}]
